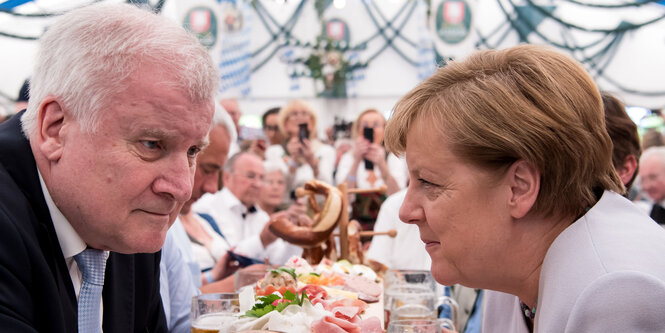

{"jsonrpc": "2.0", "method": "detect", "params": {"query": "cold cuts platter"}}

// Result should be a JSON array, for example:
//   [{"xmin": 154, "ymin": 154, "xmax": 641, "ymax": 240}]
[{"xmin": 222, "ymin": 257, "xmax": 385, "ymax": 333}]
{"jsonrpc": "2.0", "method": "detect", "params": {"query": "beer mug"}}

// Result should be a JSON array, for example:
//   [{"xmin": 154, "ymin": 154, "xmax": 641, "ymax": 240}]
[
  {"xmin": 191, "ymin": 293, "xmax": 239, "ymax": 333},
  {"xmin": 384, "ymin": 269, "xmax": 437, "ymax": 291},
  {"xmin": 387, "ymin": 319, "xmax": 455, "ymax": 333},
  {"xmin": 384, "ymin": 285, "xmax": 458, "ymax": 331},
  {"xmin": 384, "ymin": 270, "xmax": 439, "ymax": 327},
  {"xmin": 234, "ymin": 268, "xmax": 268, "ymax": 293}
]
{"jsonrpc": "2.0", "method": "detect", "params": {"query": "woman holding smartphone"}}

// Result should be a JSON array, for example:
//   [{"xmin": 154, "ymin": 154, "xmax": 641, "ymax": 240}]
[
  {"xmin": 335, "ymin": 108, "xmax": 407, "ymax": 195},
  {"xmin": 265, "ymin": 99, "xmax": 336, "ymax": 194}
]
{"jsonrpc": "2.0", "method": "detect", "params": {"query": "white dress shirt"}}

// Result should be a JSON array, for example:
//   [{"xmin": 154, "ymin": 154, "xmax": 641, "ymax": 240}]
[
  {"xmin": 193, "ymin": 188, "xmax": 301, "ymax": 266},
  {"xmin": 265, "ymin": 140, "xmax": 336, "ymax": 188},
  {"xmin": 334, "ymin": 151, "xmax": 408, "ymax": 189},
  {"xmin": 365, "ymin": 189, "xmax": 432, "ymax": 270},
  {"xmin": 187, "ymin": 214, "xmax": 231, "ymax": 271},
  {"xmin": 160, "ymin": 225, "xmax": 199, "ymax": 333},
  {"xmin": 39, "ymin": 172, "xmax": 109, "ymax": 328}
]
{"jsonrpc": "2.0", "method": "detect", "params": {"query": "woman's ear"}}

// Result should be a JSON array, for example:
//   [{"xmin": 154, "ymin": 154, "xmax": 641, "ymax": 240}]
[
  {"xmin": 36, "ymin": 97, "xmax": 67, "ymax": 162},
  {"xmin": 507, "ymin": 160, "xmax": 540, "ymax": 219}
]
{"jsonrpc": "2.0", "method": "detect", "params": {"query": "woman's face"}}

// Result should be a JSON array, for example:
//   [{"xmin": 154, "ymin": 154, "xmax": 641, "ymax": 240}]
[
  {"xmin": 260, "ymin": 170, "xmax": 287, "ymax": 208},
  {"xmin": 284, "ymin": 108, "xmax": 313, "ymax": 138},
  {"xmin": 358, "ymin": 111, "xmax": 385, "ymax": 144},
  {"xmin": 399, "ymin": 118, "xmax": 513, "ymax": 287}
]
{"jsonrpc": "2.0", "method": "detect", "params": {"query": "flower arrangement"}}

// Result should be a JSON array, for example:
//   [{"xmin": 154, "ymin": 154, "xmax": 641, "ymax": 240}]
[{"xmin": 304, "ymin": 37, "xmax": 352, "ymax": 97}]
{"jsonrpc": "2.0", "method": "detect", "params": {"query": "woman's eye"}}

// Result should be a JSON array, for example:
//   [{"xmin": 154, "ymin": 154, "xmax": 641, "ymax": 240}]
[{"xmin": 418, "ymin": 178, "xmax": 437, "ymax": 187}]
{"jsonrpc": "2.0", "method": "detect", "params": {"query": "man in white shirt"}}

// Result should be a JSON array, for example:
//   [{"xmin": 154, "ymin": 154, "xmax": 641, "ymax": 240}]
[{"xmin": 194, "ymin": 152, "xmax": 301, "ymax": 265}]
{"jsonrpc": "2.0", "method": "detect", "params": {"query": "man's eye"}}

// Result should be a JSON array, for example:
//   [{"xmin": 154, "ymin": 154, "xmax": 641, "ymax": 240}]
[
  {"xmin": 141, "ymin": 140, "xmax": 160, "ymax": 150},
  {"xmin": 187, "ymin": 146, "xmax": 201, "ymax": 157}
]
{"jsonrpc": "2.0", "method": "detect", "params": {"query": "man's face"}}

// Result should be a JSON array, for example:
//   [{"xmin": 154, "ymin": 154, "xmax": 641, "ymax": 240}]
[
  {"xmin": 263, "ymin": 113, "xmax": 284, "ymax": 145},
  {"xmin": 182, "ymin": 125, "xmax": 231, "ymax": 213},
  {"xmin": 45, "ymin": 67, "xmax": 214, "ymax": 253},
  {"xmin": 640, "ymin": 155, "xmax": 665, "ymax": 202},
  {"xmin": 221, "ymin": 98, "xmax": 241, "ymax": 131},
  {"xmin": 259, "ymin": 170, "xmax": 287, "ymax": 208},
  {"xmin": 224, "ymin": 154, "xmax": 265, "ymax": 207}
]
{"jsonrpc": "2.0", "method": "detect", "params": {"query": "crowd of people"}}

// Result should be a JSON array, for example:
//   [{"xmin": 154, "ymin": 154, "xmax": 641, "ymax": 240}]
[{"xmin": 1, "ymin": 3, "xmax": 665, "ymax": 333}]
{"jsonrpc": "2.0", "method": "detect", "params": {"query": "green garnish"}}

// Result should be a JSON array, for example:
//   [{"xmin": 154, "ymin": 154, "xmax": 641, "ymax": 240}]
[
  {"xmin": 243, "ymin": 290, "xmax": 310, "ymax": 318},
  {"xmin": 309, "ymin": 272, "xmax": 321, "ymax": 277},
  {"xmin": 269, "ymin": 267, "xmax": 297, "ymax": 280}
]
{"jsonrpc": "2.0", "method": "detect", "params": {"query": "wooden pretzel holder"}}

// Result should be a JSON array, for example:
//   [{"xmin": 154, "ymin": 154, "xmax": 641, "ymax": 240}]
[{"xmin": 295, "ymin": 183, "xmax": 391, "ymax": 263}]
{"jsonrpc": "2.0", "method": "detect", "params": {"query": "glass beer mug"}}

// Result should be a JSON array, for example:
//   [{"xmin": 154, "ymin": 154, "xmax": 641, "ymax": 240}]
[
  {"xmin": 384, "ymin": 285, "xmax": 458, "ymax": 331},
  {"xmin": 387, "ymin": 319, "xmax": 456, "ymax": 333},
  {"xmin": 190, "ymin": 293, "xmax": 239, "ymax": 333}
]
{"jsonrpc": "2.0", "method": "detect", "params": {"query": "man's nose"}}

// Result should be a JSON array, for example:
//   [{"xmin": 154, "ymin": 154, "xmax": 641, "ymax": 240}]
[
  {"xmin": 152, "ymin": 157, "xmax": 193, "ymax": 203},
  {"xmin": 202, "ymin": 173, "xmax": 220, "ymax": 195}
]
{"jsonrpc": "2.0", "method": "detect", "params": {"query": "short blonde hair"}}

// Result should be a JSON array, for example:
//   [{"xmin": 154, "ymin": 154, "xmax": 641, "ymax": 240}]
[
  {"xmin": 351, "ymin": 108, "xmax": 386, "ymax": 140},
  {"xmin": 278, "ymin": 99, "xmax": 318, "ymax": 140},
  {"xmin": 385, "ymin": 45, "xmax": 623, "ymax": 218}
]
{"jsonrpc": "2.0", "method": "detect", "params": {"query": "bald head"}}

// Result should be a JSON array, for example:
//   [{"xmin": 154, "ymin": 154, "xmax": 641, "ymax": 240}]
[{"xmin": 223, "ymin": 152, "xmax": 264, "ymax": 207}]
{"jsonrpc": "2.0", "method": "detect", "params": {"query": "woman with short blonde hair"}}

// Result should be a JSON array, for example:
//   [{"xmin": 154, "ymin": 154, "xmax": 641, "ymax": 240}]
[
  {"xmin": 384, "ymin": 45, "xmax": 665, "ymax": 332},
  {"xmin": 335, "ymin": 108, "xmax": 407, "ymax": 195},
  {"xmin": 265, "ymin": 99, "xmax": 335, "ymax": 192}
]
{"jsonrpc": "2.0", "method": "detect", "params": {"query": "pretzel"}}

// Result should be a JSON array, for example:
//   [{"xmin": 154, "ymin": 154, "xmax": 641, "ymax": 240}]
[{"xmin": 269, "ymin": 180, "xmax": 342, "ymax": 247}]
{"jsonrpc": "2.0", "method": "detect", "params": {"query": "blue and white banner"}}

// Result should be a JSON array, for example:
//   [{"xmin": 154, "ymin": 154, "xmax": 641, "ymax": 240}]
[{"xmin": 217, "ymin": 0, "xmax": 252, "ymax": 97}]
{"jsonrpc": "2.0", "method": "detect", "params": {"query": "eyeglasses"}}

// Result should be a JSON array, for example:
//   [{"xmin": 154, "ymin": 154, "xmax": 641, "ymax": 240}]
[
  {"xmin": 287, "ymin": 110, "xmax": 310, "ymax": 119},
  {"xmin": 264, "ymin": 125, "xmax": 279, "ymax": 132},
  {"xmin": 235, "ymin": 172, "xmax": 265, "ymax": 183}
]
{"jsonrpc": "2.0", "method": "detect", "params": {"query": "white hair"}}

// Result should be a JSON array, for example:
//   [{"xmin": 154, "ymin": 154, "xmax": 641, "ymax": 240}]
[
  {"xmin": 22, "ymin": 3, "xmax": 219, "ymax": 136},
  {"xmin": 213, "ymin": 100, "xmax": 237, "ymax": 143},
  {"xmin": 641, "ymin": 146, "xmax": 665, "ymax": 167},
  {"xmin": 263, "ymin": 159, "xmax": 288, "ymax": 177}
]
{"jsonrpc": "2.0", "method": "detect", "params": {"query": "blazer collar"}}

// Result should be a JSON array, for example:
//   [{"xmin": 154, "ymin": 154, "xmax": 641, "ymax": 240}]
[{"xmin": 0, "ymin": 112, "xmax": 77, "ymax": 328}]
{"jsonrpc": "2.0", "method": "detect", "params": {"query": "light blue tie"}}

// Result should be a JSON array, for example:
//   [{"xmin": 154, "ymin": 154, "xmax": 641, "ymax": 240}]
[{"xmin": 74, "ymin": 249, "xmax": 107, "ymax": 333}]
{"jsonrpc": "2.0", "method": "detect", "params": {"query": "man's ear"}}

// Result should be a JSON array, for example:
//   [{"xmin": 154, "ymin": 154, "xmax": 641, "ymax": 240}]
[
  {"xmin": 222, "ymin": 170, "xmax": 232, "ymax": 186},
  {"xmin": 37, "ymin": 97, "xmax": 67, "ymax": 162},
  {"xmin": 616, "ymin": 155, "xmax": 638, "ymax": 187},
  {"xmin": 507, "ymin": 160, "xmax": 540, "ymax": 219}
]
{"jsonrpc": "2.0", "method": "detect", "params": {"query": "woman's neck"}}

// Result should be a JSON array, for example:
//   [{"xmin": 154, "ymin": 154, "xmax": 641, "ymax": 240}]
[{"xmin": 500, "ymin": 214, "xmax": 576, "ymax": 309}]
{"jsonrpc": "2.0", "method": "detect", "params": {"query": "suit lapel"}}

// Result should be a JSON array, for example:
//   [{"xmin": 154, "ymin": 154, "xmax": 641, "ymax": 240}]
[
  {"xmin": 1, "ymin": 113, "xmax": 78, "ymax": 330},
  {"xmin": 650, "ymin": 204, "xmax": 665, "ymax": 224},
  {"xmin": 102, "ymin": 253, "xmax": 135, "ymax": 333}
]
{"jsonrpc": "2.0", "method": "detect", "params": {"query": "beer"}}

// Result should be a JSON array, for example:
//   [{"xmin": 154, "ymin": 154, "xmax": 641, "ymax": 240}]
[
  {"xmin": 391, "ymin": 304, "xmax": 436, "ymax": 321},
  {"xmin": 191, "ymin": 313, "xmax": 236, "ymax": 333}
]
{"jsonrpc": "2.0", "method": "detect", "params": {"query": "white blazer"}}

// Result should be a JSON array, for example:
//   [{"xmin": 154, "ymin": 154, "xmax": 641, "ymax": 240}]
[{"xmin": 482, "ymin": 191, "xmax": 665, "ymax": 332}]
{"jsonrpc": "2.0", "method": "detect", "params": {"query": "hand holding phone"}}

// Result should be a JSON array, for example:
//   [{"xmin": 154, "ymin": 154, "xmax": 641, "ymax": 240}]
[
  {"xmin": 298, "ymin": 123, "xmax": 310, "ymax": 144},
  {"xmin": 227, "ymin": 251, "xmax": 264, "ymax": 267},
  {"xmin": 363, "ymin": 127, "xmax": 374, "ymax": 170}
]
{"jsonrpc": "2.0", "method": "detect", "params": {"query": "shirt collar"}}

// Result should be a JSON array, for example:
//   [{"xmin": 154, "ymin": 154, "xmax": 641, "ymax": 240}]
[
  {"xmin": 220, "ymin": 188, "xmax": 257, "ymax": 217},
  {"xmin": 38, "ymin": 171, "xmax": 87, "ymax": 259}
]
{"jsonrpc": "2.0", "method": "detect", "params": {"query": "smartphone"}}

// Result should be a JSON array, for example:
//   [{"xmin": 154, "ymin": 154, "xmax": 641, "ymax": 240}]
[
  {"xmin": 298, "ymin": 123, "xmax": 309, "ymax": 144},
  {"xmin": 228, "ymin": 251, "xmax": 264, "ymax": 267},
  {"xmin": 363, "ymin": 127, "xmax": 374, "ymax": 170}
]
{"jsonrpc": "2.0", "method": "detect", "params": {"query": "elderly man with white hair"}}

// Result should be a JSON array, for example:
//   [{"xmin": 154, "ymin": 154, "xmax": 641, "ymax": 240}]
[{"xmin": 0, "ymin": 3, "xmax": 218, "ymax": 332}]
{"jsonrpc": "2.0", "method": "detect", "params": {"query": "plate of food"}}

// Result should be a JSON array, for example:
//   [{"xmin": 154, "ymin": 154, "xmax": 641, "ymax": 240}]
[{"xmin": 219, "ymin": 256, "xmax": 384, "ymax": 333}]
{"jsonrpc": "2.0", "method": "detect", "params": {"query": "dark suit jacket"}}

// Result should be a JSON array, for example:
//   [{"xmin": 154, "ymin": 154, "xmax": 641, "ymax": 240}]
[{"xmin": 0, "ymin": 113, "xmax": 167, "ymax": 332}]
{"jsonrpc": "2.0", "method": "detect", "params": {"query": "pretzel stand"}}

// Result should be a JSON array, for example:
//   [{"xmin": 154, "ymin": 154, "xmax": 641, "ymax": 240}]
[{"xmin": 289, "ymin": 182, "xmax": 392, "ymax": 264}]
